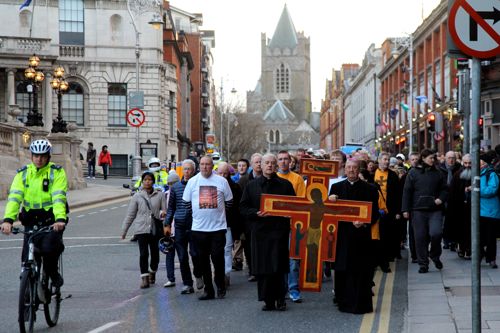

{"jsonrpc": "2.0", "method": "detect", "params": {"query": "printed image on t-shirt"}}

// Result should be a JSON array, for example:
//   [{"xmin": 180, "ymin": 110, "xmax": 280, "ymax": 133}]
[{"xmin": 199, "ymin": 186, "xmax": 218, "ymax": 209}]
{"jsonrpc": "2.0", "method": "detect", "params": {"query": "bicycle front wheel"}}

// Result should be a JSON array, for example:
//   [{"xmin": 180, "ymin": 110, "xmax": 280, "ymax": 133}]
[
  {"xmin": 18, "ymin": 270, "xmax": 36, "ymax": 333},
  {"xmin": 43, "ymin": 283, "xmax": 60, "ymax": 327}
]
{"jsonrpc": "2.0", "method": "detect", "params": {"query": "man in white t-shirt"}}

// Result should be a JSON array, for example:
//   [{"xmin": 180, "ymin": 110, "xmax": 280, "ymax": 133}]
[{"xmin": 183, "ymin": 156, "xmax": 233, "ymax": 300}]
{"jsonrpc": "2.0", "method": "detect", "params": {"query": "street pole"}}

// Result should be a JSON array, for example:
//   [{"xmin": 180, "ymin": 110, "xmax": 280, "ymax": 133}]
[
  {"xmin": 463, "ymin": 68, "xmax": 471, "ymax": 154},
  {"xmin": 470, "ymin": 58, "xmax": 481, "ymax": 333},
  {"xmin": 132, "ymin": 28, "xmax": 141, "ymax": 181},
  {"xmin": 408, "ymin": 35, "xmax": 414, "ymax": 154},
  {"xmin": 220, "ymin": 78, "xmax": 224, "ymax": 158}
]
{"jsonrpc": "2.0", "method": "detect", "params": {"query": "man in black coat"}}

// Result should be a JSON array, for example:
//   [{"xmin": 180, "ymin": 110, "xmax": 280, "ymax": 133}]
[
  {"xmin": 439, "ymin": 151, "xmax": 462, "ymax": 250},
  {"xmin": 328, "ymin": 158, "xmax": 379, "ymax": 314},
  {"xmin": 374, "ymin": 152, "xmax": 402, "ymax": 271},
  {"xmin": 240, "ymin": 153, "xmax": 295, "ymax": 311}
]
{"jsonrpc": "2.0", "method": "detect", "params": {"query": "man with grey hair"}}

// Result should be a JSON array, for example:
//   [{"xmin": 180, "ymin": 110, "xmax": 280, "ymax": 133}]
[
  {"xmin": 448, "ymin": 153, "xmax": 472, "ymax": 259},
  {"xmin": 374, "ymin": 152, "xmax": 401, "ymax": 272},
  {"xmin": 439, "ymin": 151, "xmax": 461, "ymax": 251},
  {"xmin": 240, "ymin": 153, "xmax": 295, "ymax": 311},
  {"xmin": 217, "ymin": 161, "xmax": 243, "ymax": 288},
  {"xmin": 183, "ymin": 156, "xmax": 233, "ymax": 300},
  {"xmin": 163, "ymin": 159, "xmax": 201, "ymax": 293},
  {"xmin": 238, "ymin": 152, "xmax": 263, "ymax": 282},
  {"xmin": 328, "ymin": 158, "xmax": 379, "ymax": 314}
]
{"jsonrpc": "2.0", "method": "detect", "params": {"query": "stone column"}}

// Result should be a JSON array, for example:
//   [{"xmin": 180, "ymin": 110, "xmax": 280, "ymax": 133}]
[
  {"xmin": 44, "ymin": 72, "xmax": 53, "ymax": 132},
  {"xmin": 6, "ymin": 69, "xmax": 19, "ymax": 122}
]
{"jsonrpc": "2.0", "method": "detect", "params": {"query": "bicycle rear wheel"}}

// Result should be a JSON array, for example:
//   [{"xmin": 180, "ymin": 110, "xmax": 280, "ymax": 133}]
[
  {"xmin": 43, "ymin": 283, "xmax": 61, "ymax": 327},
  {"xmin": 18, "ymin": 270, "xmax": 36, "ymax": 333}
]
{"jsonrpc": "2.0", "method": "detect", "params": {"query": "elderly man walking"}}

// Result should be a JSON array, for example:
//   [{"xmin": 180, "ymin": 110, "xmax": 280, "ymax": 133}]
[{"xmin": 183, "ymin": 156, "xmax": 233, "ymax": 300}]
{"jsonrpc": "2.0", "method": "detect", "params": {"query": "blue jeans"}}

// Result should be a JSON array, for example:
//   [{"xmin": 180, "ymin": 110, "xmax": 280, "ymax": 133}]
[
  {"xmin": 165, "ymin": 245, "xmax": 175, "ymax": 282},
  {"xmin": 87, "ymin": 161, "xmax": 95, "ymax": 177},
  {"xmin": 174, "ymin": 227, "xmax": 197, "ymax": 287},
  {"xmin": 288, "ymin": 259, "xmax": 301, "ymax": 295}
]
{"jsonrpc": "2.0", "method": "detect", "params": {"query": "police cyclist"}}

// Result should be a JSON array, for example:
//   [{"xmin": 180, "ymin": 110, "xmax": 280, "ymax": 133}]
[
  {"xmin": 1, "ymin": 139, "xmax": 68, "ymax": 287},
  {"xmin": 134, "ymin": 157, "xmax": 168, "ymax": 191}
]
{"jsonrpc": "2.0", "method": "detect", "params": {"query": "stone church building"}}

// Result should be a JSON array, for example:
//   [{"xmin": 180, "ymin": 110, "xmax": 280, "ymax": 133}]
[{"xmin": 246, "ymin": 5, "xmax": 319, "ymax": 153}]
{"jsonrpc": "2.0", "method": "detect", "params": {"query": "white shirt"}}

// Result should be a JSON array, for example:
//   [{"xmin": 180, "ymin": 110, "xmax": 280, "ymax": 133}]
[{"xmin": 182, "ymin": 173, "xmax": 233, "ymax": 232}]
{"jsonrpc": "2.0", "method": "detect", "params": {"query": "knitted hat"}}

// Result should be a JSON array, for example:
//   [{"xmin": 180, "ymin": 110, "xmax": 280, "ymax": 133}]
[
  {"xmin": 168, "ymin": 170, "xmax": 180, "ymax": 184},
  {"xmin": 389, "ymin": 157, "xmax": 398, "ymax": 166}
]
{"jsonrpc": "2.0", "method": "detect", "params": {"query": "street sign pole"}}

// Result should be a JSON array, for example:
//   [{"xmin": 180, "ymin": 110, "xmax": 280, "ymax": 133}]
[{"xmin": 470, "ymin": 58, "xmax": 481, "ymax": 333}]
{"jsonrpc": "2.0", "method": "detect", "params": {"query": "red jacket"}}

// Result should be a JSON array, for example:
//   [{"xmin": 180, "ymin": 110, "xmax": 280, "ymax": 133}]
[{"xmin": 98, "ymin": 151, "xmax": 112, "ymax": 166}]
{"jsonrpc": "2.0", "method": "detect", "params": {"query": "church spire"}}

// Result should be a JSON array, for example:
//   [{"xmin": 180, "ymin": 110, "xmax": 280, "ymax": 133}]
[{"xmin": 269, "ymin": 4, "xmax": 298, "ymax": 49}]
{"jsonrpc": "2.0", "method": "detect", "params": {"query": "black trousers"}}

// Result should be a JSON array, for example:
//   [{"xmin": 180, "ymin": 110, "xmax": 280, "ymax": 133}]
[
  {"xmin": 136, "ymin": 233, "xmax": 160, "ymax": 275},
  {"xmin": 22, "ymin": 229, "xmax": 64, "ymax": 278},
  {"xmin": 192, "ymin": 230, "xmax": 226, "ymax": 295},
  {"xmin": 480, "ymin": 216, "xmax": 498, "ymax": 263},
  {"xmin": 257, "ymin": 273, "xmax": 287, "ymax": 304}
]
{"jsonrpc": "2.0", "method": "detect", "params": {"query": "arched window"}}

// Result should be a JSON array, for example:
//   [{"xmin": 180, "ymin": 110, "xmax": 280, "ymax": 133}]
[
  {"xmin": 275, "ymin": 129, "xmax": 281, "ymax": 144},
  {"xmin": 275, "ymin": 63, "xmax": 290, "ymax": 94},
  {"xmin": 63, "ymin": 82, "xmax": 84, "ymax": 126},
  {"xmin": 269, "ymin": 129, "xmax": 275, "ymax": 143}
]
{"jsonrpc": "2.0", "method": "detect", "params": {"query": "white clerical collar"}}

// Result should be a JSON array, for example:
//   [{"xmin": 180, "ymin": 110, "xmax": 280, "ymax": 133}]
[{"xmin": 347, "ymin": 178, "xmax": 360, "ymax": 185}]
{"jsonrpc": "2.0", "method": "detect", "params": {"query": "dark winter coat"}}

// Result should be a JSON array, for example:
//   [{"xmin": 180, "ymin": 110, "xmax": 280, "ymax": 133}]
[
  {"xmin": 239, "ymin": 173, "xmax": 295, "ymax": 275},
  {"xmin": 401, "ymin": 164, "xmax": 448, "ymax": 212}
]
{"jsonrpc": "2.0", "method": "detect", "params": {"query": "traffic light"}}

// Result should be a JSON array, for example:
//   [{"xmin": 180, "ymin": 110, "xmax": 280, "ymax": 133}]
[{"xmin": 428, "ymin": 113, "xmax": 436, "ymax": 132}]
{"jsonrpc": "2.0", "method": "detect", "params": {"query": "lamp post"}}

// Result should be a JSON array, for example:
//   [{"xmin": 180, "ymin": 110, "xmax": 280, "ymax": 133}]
[
  {"xmin": 226, "ymin": 87, "xmax": 237, "ymax": 163},
  {"xmin": 127, "ymin": 0, "xmax": 163, "ymax": 181},
  {"xmin": 24, "ymin": 54, "xmax": 45, "ymax": 127},
  {"xmin": 50, "ymin": 66, "xmax": 69, "ymax": 133}
]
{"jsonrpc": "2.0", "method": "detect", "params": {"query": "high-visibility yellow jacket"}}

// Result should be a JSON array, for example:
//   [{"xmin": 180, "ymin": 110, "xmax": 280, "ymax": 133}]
[
  {"xmin": 3, "ymin": 162, "xmax": 68, "ymax": 223},
  {"xmin": 134, "ymin": 170, "xmax": 168, "ymax": 190}
]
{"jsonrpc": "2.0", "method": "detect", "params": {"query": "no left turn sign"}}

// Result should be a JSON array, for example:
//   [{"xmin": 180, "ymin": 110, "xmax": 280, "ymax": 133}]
[
  {"xmin": 448, "ymin": 0, "xmax": 500, "ymax": 58},
  {"xmin": 126, "ymin": 108, "xmax": 145, "ymax": 127}
]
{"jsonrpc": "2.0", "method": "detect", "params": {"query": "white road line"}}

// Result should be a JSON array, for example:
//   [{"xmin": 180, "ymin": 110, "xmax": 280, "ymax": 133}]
[
  {"xmin": 76, "ymin": 215, "xmax": 86, "ymax": 218},
  {"xmin": 87, "ymin": 321, "xmax": 122, "ymax": 333},
  {"xmin": 110, "ymin": 207, "xmax": 118, "ymax": 210},
  {"xmin": 0, "ymin": 244, "xmax": 129, "ymax": 250},
  {"xmin": 120, "ymin": 204, "xmax": 127, "ymax": 207},
  {"xmin": 100, "ymin": 209, "xmax": 108, "ymax": 212},
  {"xmin": 88, "ymin": 211, "xmax": 97, "ymax": 215},
  {"xmin": 0, "ymin": 236, "xmax": 119, "ymax": 242},
  {"xmin": 110, "ymin": 295, "xmax": 141, "ymax": 309}
]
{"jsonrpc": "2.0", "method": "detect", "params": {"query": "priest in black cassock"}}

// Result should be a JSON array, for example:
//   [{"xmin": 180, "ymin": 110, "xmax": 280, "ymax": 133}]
[
  {"xmin": 328, "ymin": 158, "xmax": 379, "ymax": 314},
  {"xmin": 240, "ymin": 153, "xmax": 295, "ymax": 311}
]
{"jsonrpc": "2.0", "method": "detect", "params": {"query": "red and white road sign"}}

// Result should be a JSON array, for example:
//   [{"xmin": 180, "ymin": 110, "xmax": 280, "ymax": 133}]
[
  {"xmin": 126, "ymin": 108, "xmax": 145, "ymax": 127},
  {"xmin": 448, "ymin": 0, "xmax": 500, "ymax": 59}
]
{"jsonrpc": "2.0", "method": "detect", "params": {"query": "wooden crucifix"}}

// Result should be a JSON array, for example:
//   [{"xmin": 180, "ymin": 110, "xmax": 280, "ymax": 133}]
[{"xmin": 260, "ymin": 159, "xmax": 373, "ymax": 292}]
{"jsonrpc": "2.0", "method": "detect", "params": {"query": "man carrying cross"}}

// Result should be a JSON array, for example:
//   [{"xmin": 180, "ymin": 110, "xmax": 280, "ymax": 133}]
[
  {"xmin": 329, "ymin": 158, "xmax": 379, "ymax": 314},
  {"xmin": 240, "ymin": 153, "xmax": 295, "ymax": 311}
]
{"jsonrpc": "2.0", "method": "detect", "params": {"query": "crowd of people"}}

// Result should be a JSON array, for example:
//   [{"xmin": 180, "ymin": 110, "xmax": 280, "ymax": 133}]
[{"xmin": 118, "ymin": 145, "xmax": 500, "ymax": 313}]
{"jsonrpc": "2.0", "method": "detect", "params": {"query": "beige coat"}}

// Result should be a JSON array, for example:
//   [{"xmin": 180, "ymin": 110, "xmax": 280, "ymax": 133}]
[{"xmin": 122, "ymin": 189, "xmax": 166, "ymax": 236}]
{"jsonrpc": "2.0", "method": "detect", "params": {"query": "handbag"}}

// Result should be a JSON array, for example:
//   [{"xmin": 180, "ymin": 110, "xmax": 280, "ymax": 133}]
[{"xmin": 140, "ymin": 195, "xmax": 163, "ymax": 237}]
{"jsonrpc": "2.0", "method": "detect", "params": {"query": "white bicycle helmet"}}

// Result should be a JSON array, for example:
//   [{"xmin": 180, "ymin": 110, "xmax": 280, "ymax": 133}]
[
  {"xmin": 29, "ymin": 139, "xmax": 52, "ymax": 155},
  {"xmin": 148, "ymin": 157, "xmax": 161, "ymax": 172}
]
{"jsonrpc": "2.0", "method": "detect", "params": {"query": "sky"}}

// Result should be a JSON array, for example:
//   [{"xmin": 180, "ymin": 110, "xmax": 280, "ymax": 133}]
[{"xmin": 174, "ymin": 0, "xmax": 443, "ymax": 111}]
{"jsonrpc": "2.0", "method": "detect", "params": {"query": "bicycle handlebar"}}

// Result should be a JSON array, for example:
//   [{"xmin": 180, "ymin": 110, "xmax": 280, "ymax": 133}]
[{"xmin": 12, "ymin": 225, "xmax": 54, "ymax": 236}]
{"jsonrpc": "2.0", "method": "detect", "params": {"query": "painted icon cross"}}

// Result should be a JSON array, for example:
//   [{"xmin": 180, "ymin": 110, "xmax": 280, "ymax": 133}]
[{"xmin": 260, "ymin": 159, "xmax": 372, "ymax": 292}]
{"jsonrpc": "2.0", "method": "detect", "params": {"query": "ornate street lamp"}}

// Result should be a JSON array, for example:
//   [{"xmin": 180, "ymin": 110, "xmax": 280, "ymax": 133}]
[
  {"xmin": 25, "ymin": 54, "xmax": 45, "ymax": 127},
  {"xmin": 50, "ymin": 66, "xmax": 69, "ymax": 133}
]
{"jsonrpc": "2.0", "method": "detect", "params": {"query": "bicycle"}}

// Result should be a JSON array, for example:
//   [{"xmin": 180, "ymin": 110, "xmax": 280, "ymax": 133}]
[{"xmin": 13, "ymin": 225, "xmax": 64, "ymax": 333}]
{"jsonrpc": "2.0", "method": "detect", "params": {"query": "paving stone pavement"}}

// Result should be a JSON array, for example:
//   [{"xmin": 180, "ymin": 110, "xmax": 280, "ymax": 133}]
[{"xmin": 407, "ymin": 244, "xmax": 500, "ymax": 333}]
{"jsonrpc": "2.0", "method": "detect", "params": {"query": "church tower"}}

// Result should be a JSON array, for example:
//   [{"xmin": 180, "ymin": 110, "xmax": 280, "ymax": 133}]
[{"xmin": 247, "ymin": 5, "xmax": 312, "ymax": 122}]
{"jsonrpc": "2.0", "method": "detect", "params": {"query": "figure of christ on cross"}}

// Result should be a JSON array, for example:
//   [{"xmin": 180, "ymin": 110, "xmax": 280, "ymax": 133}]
[{"xmin": 260, "ymin": 183, "xmax": 372, "ymax": 292}]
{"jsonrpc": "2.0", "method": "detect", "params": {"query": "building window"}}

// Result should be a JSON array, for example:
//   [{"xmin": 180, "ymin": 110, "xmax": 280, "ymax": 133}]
[
  {"xmin": 62, "ymin": 82, "xmax": 84, "ymax": 126},
  {"xmin": 15, "ymin": 81, "xmax": 42, "ymax": 123},
  {"xmin": 59, "ymin": 0, "xmax": 85, "ymax": 45},
  {"xmin": 275, "ymin": 63, "xmax": 290, "ymax": 94},
  {"xmin": 269, "ymin": 129, "xmax": 275, "ymax": 143},
  {"xmin": 275, "ymin": 129, "xmax": 281, "ymax": 143},
  {"xmin": 108, "ymin": 83, "xmax": 127, "ymax": 127}
]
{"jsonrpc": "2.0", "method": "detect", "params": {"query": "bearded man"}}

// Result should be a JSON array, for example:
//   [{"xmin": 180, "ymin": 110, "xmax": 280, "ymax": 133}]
[{"xmin": 448, "ymin": 154, "xmax": 472, "ymax": 259}]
